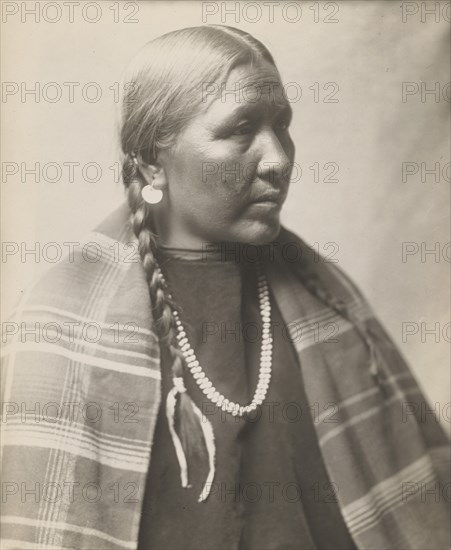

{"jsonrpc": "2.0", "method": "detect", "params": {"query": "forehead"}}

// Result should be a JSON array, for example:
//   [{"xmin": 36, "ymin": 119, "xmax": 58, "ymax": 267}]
[{"xmin": 203, "ymin": 61, "xmax": 289, "ymax": 118}]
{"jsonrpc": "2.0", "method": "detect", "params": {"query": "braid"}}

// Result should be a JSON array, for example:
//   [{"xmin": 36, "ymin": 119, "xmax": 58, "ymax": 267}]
[
  {"xmin": 295, "ymin": 260, "xmax": 348, "ymax": 317},
  {"xmin": 123, "ymin": 154, "xmax": 207, "ymax": 457},
  {"xmin": 292, "ymin": 256, "xmax": 387, "ymax": 386}
]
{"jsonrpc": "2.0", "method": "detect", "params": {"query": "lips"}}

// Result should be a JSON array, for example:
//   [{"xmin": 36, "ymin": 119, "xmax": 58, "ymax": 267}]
[{"xmin": 251, "ymin": 193, "xmax": 284, "ymax": 205}]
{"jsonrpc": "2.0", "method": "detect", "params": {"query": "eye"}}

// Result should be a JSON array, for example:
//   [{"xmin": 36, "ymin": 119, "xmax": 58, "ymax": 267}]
[
  {"xmin": 231, "ymin": 122, "xmax": 254, "ymax": 136},
  {"xmin": 274, "ymin": 116, "xmax": 291, "ymax": 132}
]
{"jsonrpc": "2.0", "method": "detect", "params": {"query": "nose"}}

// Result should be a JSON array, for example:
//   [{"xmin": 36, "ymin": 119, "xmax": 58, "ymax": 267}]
[{"xmin": 255, "ymin": 127, "xmax": 293, "ymax": 185}]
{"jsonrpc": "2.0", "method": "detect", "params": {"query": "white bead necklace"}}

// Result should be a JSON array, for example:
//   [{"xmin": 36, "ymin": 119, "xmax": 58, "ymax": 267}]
[{"xmin": 157, "ymin": 261, "xmax": 273, "ymax": 416}]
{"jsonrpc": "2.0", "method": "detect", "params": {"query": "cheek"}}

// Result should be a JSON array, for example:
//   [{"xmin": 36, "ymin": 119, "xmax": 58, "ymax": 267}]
[
  {"xmin": 165, "ymin": 129, "xmax": 261, "ymax": 224},
  {"xmin": 201, "ymin": 143, "xmax": 258, "ymax": 197}
]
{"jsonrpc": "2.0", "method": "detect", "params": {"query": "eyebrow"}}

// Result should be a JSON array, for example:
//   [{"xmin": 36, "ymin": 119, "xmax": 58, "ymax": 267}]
[{"xmin": 217, "ymin": 97, "xmax": 293, "ymax": 124}]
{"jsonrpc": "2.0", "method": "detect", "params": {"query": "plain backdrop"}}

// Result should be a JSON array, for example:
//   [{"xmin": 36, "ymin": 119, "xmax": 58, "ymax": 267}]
[{"xmin": 1, "ymin": 1, "xmax": 450, "ymax": 427}]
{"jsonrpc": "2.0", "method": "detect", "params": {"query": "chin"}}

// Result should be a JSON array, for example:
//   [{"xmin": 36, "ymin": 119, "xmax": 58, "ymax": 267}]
[{"xmin": 239, "ymin": 218, "xmax": 281, "ymax": 245}]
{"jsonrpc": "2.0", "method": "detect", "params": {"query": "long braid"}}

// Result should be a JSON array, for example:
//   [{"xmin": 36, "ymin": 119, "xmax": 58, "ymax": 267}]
[
  {"xmin": 291, "ymin": 255, "xmax": 388, "ymax": 387},
  {"xmin": 123, "ymin": 155, "xmax": 207, "ymax": 458}
]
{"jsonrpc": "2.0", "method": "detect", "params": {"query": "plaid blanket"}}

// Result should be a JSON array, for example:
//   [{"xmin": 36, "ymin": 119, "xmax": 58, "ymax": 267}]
[{"xmin": 1, "ymin": 202, "xmax": 449, "ymax": 549}]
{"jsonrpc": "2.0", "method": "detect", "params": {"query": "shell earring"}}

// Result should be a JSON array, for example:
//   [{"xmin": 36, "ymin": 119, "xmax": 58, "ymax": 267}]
[
  {"xmin": 141, "ymin": 183, "xmax": 163, "ymax": 205},
  {"xmin": 130, "ymin": 152, "xmax": 163, "ymax": 205}
]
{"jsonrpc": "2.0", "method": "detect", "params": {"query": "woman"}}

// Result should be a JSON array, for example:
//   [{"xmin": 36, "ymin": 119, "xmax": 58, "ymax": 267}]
[{"xmin": 1, "ymin": 25, "xmax": 449, "ymax": 550}]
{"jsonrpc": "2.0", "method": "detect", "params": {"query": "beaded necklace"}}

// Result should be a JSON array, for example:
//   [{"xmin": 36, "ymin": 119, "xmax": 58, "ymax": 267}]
[{"xmin": 156, "ymin": 259, "xmax": 273, "ymax": 501}]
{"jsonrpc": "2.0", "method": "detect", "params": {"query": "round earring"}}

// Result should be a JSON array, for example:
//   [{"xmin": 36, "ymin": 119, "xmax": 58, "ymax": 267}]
[
  {"xmin": 141, "ymin": 183, "xmax": 163, "ymax": 204},
  {"xmin": 130, "ymin": 152, "xmax": 163, "ymax": 204}
]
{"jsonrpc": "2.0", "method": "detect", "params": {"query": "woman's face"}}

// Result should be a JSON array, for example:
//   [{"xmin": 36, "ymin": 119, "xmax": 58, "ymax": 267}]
[{"xmin": 154, "ymin": 59, "xmax": 295, "ymax": 248}]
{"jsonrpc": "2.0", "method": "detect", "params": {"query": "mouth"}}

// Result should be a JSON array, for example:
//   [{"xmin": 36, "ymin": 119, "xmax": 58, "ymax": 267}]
[
  {"xmin": 250, "ymin": 193, "xmax": 284, "ymax": 206},
  {"xmin": 248, "ymin": 199, "xmax": 283, "ymax": 212}
]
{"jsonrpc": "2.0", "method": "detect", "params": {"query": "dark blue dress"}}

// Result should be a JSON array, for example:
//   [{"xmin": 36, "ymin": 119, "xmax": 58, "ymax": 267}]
[{"xmin": 137, "ymin": 248, "xmax": 356, "ymax": 550}]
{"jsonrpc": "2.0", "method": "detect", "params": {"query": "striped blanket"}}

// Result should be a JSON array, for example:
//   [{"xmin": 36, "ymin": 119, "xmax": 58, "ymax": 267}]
[{"xmin": 1, "ymin": 202, "xmax": 449, "ymax": 549}]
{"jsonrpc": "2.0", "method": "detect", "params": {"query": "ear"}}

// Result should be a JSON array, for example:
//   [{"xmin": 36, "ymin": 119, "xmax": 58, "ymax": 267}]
[{"xmin": 136, "ymin": 154, "xmax": 168, "ymax": 191}]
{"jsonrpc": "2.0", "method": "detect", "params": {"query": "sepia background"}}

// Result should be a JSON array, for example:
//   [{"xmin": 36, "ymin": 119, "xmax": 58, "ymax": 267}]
[{"xmin": 1, "ymin": 1, "xmax": 450, "ymax": 427}]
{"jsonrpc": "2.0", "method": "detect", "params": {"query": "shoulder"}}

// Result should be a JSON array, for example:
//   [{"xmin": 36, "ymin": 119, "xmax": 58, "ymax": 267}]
[
  {"xmin": 14, "ymin": 202, "xmax": 139, "ymax": 315},
  {"xmin": 2, "ymin": 202, "xmax": 152, "ymax": 356},
  {"xmin": 2, "ymin": 201, "xmax": 157, "ymax": 399}
]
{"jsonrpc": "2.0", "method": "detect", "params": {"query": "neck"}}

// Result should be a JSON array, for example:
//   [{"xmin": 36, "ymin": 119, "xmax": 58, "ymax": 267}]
[
  {"xmin": 157, "ymin": 241, "xmax": 255, "ymax": 263},
  {"xmin": 150, "ymin": 212, "xmax": 266, "ymax": 264},
  {"xmin": 151, "ymin": 208, "xmax": 210, "ymax": 250}
]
